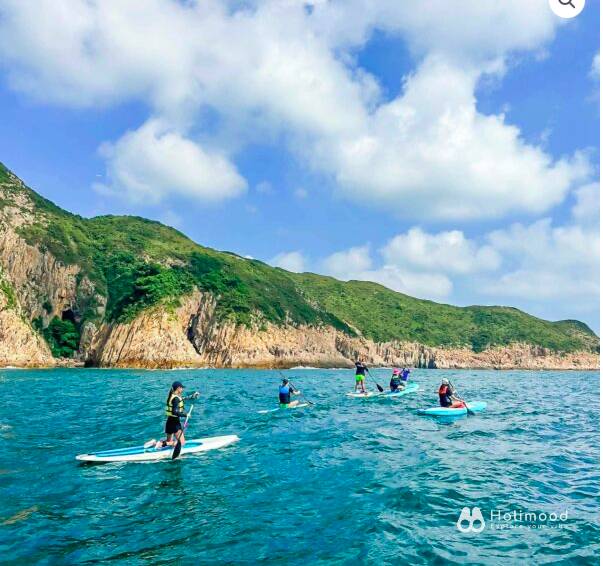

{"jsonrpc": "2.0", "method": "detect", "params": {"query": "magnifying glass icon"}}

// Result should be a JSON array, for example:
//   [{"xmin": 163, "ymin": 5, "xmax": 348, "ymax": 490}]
[{"xmin": 558, "ymin": 0, "xmax": 576, "ymax": 7}]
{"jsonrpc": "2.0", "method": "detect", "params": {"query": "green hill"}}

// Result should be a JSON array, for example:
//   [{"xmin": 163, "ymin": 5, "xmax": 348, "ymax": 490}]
[{"xmin": 0, "ymin": 161, "xmax": 598, "ymax": 356}]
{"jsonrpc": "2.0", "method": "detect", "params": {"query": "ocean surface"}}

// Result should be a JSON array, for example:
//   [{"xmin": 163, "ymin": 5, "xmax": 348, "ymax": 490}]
[{"xmin": 0, "ymin": 368, "xmax": 599, "ymax": 565}]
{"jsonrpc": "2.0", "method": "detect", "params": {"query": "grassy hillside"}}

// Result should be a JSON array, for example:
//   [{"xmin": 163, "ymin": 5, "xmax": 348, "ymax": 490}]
[{"xmin": 0, "ymin": 162, "xmax": 598, "ymax": 354}]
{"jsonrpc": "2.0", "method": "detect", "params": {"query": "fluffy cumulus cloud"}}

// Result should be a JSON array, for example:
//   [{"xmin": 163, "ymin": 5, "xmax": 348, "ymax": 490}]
[
  {"xmin": 320, "ymin": 240, "xmax": 454, "ymax": 300},
  {"xmin": 270, "ymin": 251, "xmax": 306, "ymax": 273},
  {"xmin": 483, "ymin": 200, "xmax": 599, "ymax": 305},
  {"xmin": 0, "ymin": 0, "xmax": 592, "ymax": 218},
  {"xmin": 381, "ymin": 227, "xmax": 500, "ymax": 274},
  {"xmin": 94, "ymin": 120, "xmax": 246, "ymax": 204},
  {"xmin": 317, "ymin": 190, "xmax": 599, "ymax": 316},
  {"xmin": 321, "ymin": 245, "xmax": 372, "ymax": 280}
]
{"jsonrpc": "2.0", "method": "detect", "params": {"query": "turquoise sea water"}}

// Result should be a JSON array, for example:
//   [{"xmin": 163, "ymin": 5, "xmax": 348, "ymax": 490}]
[{"xmin": 0, "ymin": 368, "xmax": 599, "ymax": 564}]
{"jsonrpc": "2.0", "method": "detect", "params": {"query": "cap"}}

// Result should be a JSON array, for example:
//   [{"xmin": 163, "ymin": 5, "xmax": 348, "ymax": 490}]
[{"xmin": 172, "ymin": 381, "xmax": 185, "ymax": 389}]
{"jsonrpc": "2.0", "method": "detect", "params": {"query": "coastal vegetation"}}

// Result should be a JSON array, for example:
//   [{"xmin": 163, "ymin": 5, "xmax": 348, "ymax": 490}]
[{"xmin": 1, "ymin": 162, "xmax": 598, "ymax": 357}]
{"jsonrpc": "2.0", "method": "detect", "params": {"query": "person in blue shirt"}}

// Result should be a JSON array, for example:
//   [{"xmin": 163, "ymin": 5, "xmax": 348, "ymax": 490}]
[
  {"xmin": 279, "ymin": 378, "xmax": 300, "ymax": 408},
  {"xmin": 401, "ymin": 367, "xmax": 411, "ymax": 384}
]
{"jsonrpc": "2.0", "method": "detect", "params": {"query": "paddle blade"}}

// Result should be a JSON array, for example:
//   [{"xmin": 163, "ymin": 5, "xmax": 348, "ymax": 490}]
[
  {"xmin": 172, "ymin": 439, "xmax": 182, "ymax": 460},
  {"xmin": 376, "ymin": 383, "xmax": 384, "ymax": 393}
]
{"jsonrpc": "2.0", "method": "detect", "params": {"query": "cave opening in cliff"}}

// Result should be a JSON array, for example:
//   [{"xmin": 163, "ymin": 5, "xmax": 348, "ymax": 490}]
[{"xmin": 61, "ymin": 309, "xmax": 77, "ymax": 324}]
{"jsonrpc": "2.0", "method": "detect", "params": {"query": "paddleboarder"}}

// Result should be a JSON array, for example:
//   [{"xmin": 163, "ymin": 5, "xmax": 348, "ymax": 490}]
[
  {"xmin": 279, "ymin": 378, "xmax": 301, "ymax": 408},
  {"xmin": 390, "ymin": 368, "xmax": 405, "ymax": 391},
  {"xmin": 155, "ymin": 381, "xmax": 199, "ymax": 449},
  {"xmin": 354, "ymin": 358, "xmax": 368, "ymax": 393},
  {"xmin": 438, "ymin": 378, "xmax": 464, "ymax": 408}
]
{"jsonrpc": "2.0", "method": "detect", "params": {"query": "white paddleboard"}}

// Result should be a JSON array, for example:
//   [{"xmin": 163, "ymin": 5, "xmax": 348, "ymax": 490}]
[{"xmin": 76, "ymin": 435, "xmax": 240, "ymax": 463}]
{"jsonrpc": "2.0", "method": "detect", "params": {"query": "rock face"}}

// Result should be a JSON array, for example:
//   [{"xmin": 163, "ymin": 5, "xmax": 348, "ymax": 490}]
[
  {"xmin": 84, "ymin": 290, "xmax": 600, "ymax": 370},
  {"xmin": 0, "ymin": 167, "xmax": 599, "ymax": 370},
  {"xmin": 0, "ymin": 278, "xmax": 54, "ymax": 367}
]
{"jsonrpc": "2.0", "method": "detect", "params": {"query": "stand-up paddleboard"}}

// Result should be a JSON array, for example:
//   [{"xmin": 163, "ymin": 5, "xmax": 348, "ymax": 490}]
[
  {"xmin": 258, "ymin": 403, "xmax": 309, "ymax": 414},
  {"xmin": 346, "ymin": 390, "xmax": 383, "ymax": 399},
  {"xmin": 76, "ymin": 435, "xmax": 240, "ymax": 463},
  {"xmin": 346, "ymin": 382, "xmax": 419, "ymax": 399},
  {"xmin": 383, "ymin": 383, "xmax": 420, "ymax": 398},
  {"xmin": 418, "ymin": 401, "xmax": 487, "ymax": 417}
]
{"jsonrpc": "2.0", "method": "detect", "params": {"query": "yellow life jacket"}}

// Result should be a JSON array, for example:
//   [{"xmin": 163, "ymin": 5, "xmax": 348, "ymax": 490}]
[{"xmin": 166, "ymin": 392, "xmax": 184, "ymax": 417}]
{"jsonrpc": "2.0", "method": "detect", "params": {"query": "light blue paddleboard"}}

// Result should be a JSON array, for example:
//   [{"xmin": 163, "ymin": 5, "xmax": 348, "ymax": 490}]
[
  {"xmin": 418, "ymin": 401, "xmax": 487, "ymax": 417},
  {"xmin": 383, "ymin": 382, "xmax": 420, "ymax": 398}
]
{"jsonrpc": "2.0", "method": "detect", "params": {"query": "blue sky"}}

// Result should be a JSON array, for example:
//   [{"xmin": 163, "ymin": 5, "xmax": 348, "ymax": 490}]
[{"xmin": 0, "ymin": 0, "xmax": 599, "ymax": 331}]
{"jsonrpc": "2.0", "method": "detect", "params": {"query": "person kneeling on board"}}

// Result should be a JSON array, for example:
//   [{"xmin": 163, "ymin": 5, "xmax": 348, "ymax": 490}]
[
  {"xmin": 279, "ymin": 378, "xmax": 300, "ymax": 408},
  {"xmin": 390, "ymin": 368, "xmax": 406, "ymax": 392},
  {"xmin": 154, "ymin": 381, "xmax": 199, "ymax": 449},
  {"xmin": 438, "ymin": 378, "xmax": 464, "ymax": 408}
]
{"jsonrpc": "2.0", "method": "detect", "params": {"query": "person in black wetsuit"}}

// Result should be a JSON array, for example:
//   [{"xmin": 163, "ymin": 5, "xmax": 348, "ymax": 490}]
[
  {"xmin": 156, "ymin": 381, "xmax": 199, "ymax": 449},
  {"xmin": 354, "ymin": 359, "xmax": 368, "ymax": 393}
]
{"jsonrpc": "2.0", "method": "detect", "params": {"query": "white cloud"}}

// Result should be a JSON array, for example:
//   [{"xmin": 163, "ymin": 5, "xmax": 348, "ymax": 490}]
[
  {"xmin": 359, "ymin": 265, "xmax": 452, "ymax": 299},
  {"xmin": 0, "ymin": 1, "xmax": 590, "ymax": 220},
  {"xmin": 325, "ymin": 56, "xmax": 591, "ymax": 219},
  {"xmin": 483, "ymin": 219, "xmax": 599, "ymax": 301},
  {"xmin": 590, "ymin": 52, "xmax": 600, "ymax": 81},
  {"xmin": 320, "ymin": 241, "xmax": 452, "ymax": 299},
  {"xmin": 571, "ymin": 182, "xmax": 599, "ymax": 225},
  {"xmin": 270, "ymin": 251, "xmax": 306, "ymax": 273},
  {"xmin": 321, "ymin": 245, "xmax": 373, "ymax": 279},
  {"xmin": 94, "ymin": 119, "xmax": 246, "ymax": 204},
  {"xmin": 381, "ymin": 227, "xmax": 500, "ymax": 274}
]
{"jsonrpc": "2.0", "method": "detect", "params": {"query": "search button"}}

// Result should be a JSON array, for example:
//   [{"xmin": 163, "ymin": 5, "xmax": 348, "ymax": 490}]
[{"xmin": 549, "ymin": 0, "xmax": 585, "ymax": 18}]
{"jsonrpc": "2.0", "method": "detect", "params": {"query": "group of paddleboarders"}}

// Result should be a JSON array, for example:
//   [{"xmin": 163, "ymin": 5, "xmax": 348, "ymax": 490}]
[
  {"xmin": 353, "ymin": 357, "xmax": 412, "ymax": 394},
  {"xmin": 152, "ymin": 368, "xmax": 464, "ymax": 452}
]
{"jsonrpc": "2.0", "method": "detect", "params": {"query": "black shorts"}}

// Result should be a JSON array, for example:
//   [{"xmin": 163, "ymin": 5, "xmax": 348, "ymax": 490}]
[{"xmin": 165, "ymin": 417, "xmax": 182, "ymax": 435}]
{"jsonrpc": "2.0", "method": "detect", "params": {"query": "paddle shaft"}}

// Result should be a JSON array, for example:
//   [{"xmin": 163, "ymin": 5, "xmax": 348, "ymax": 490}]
[
  {"xmin": 278, "ymin": 371, "xmax": 314, "ymax": 405},
  {"xmin": 366, "ymin": 368, "xmax": 384, "ymax": 393},
  {"xmin": 172, "ymin": 404, "xmax": 194, "ymax": 460}
]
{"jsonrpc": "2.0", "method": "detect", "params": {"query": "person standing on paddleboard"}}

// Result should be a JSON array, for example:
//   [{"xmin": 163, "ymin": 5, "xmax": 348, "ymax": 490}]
[
  {"xmin": 438, "ymin": 378, "xmax": 463, "ymax": 408},
  {"xmin": 156, "ymin": 381, "xmax": 199, "ymax": 449},
  {"xmin": 354, "ymin": 358, "xmax": 368, "ymax": 393},
  {"xmin": 279, "ymin": 378, "xmax": 300, "ymax": 408}
]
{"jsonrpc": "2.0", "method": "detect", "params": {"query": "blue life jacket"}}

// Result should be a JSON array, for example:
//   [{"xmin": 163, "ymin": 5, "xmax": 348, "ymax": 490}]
[
  {"xmin": 402, "ymin": 369, "xmax": 410, "ymax": 381},
  {"xmin": 279, "ymin": 385, "xmax": 291, "ymax": 404}
]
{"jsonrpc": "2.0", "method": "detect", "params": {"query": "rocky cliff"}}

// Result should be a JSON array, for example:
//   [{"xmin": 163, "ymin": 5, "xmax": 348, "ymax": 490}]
[
  {"xmin": 84, "ymin": 290, "xmax": 599, "ymax": 370},
  {"xmin": 0, "ymin": 162, "xmax": 598, "ymax": 370}
]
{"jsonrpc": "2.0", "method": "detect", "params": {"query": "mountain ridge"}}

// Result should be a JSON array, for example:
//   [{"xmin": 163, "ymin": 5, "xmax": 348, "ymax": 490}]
[{"xmin": 0, "ymin": 161, "xmax": 598, "ymax": 369}]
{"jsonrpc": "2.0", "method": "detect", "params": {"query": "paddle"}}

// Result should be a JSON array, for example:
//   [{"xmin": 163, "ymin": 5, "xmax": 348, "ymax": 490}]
[
  {"xmin": 278, "ymin": 371, "xmax": 314, "ymax": 405},
  {"xmin": 172, "ymin": 404, "xmax": 194, "ymax": 460},
  {"xmin": 449, "ymin": 380, "xmax": 471, "ymax": 412},
  {"xmin": 366, "ymin": 368, "xmax": 384, "ymax": 393},
  {"xmin": 289, "ymin": 381, "xmax": 314, "ymax": 406}
]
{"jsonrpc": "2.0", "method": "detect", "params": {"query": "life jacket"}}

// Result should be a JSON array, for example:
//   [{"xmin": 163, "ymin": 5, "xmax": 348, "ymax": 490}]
[
  {"xmin": 166, "ymin": 392, "xmax": 184, "ymax": 417},
  {"xmin": 279, "ymin": 385, "xmax": 291, "ymax": 404},
  {"xmin": 402, "ymin": 369, "xmax": 410, "ymax": 381},
  {"xmin": 438, "ymin": 384, "xmax": 452, "ymax": 407},
  {"xmin": 390, "ymin": 375, "xmax": 402, "ymax": 387}
]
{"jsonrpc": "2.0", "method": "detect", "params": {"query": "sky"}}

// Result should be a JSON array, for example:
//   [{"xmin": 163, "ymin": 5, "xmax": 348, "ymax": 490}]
[{"xmin": 0, "ymin": 0, "xmax": 599, "ymax": 332}]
